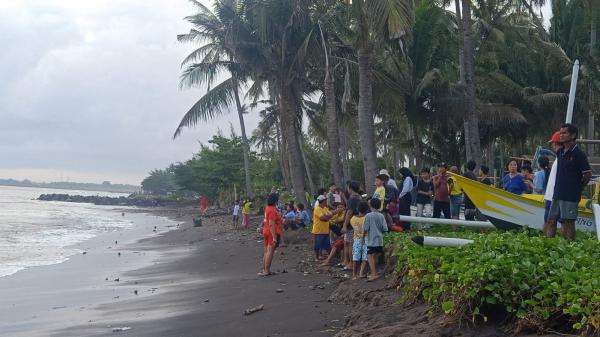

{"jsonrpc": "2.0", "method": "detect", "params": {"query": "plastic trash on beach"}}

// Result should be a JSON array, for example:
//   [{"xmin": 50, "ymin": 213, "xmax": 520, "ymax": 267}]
[
  {"xmin": 243, "ymin": 304, "xmax": 264, "ymax": 315},
  {"xmin": 111, "ymin": 326, "xmax": 132, "ymax": 332}
]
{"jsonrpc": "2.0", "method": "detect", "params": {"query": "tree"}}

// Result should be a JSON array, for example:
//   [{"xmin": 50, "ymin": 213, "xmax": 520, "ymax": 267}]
[
  {"xmin": 348, "ymin": 0, "xmax": 413, "ymax": 192},
  {"xmin": 175, "ymin": 0, "xmax": 255, "ymax": 198},
  {"xmin": 141, "ymin": 169, "xmax": 178, "ymax": 195},
  {"xmin": 461, "ymin": 0, "xmax": 483, "ymax": 166}
]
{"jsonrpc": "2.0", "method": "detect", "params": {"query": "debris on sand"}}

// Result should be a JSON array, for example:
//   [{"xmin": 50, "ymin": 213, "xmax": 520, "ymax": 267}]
[
  {"xmin": 276, "ymin": 288, "xmax": 284, "ymax": 293},
  {"xmin": 111, "ymin": 326, "xmax": 132, "ymax": 332},
  {"xmin": 243, "ymin": 304, "xmax": 264, "ymax": 315}
]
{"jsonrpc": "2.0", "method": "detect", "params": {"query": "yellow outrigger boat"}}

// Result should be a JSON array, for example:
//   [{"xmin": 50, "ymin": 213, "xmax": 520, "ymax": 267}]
[{"xmin": 448, "ymin": 173, "xmax": 596, "ymax": 232}]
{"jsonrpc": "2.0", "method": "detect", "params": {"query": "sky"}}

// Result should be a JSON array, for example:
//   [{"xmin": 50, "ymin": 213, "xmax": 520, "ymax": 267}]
[
  {"xmin": 0, "ymin": 0, "xmax": 259, "ymax": 185},
  {"xmin": 0, "ymin": 0, "xmax": 552, "ymax": 185}
]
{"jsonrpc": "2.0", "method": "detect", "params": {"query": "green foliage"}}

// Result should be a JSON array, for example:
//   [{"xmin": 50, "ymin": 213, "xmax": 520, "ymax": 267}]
[
  {"xmin": 386, "ymin": 229, "xmax": 600, "ymax": 334},
  {"xmin": 141, "ymin": 169, "xmax": 178, "ymax": 195}
]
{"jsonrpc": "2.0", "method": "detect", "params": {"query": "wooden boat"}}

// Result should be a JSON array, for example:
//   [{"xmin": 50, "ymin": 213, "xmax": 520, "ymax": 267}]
[{"xmin": 448, "ymin": 173, "xmax": 595, "ymax": 232}]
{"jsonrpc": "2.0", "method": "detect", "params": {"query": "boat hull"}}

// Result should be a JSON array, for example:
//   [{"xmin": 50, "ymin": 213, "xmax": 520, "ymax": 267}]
[{"xmin": 449, "ymin": 173, "xmax": 595, "ymax": 232}]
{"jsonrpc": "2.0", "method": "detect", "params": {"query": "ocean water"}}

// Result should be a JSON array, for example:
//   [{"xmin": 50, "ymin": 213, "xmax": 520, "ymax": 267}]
[{"xmin": 0, "ymin": 185, "xmax": 133, "ymax": 278}]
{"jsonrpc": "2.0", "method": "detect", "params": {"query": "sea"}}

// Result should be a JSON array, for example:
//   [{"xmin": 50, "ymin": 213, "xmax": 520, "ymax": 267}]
[{"xmin": 0, "ymin": 185, "xmax": 133, "ymax": 278}]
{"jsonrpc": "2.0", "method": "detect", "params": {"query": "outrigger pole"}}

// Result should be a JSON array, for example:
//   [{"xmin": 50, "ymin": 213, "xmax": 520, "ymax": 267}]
[
  {"xmin": 398, "ymin": 215, "xmax": 495, "ymax": 229},
  {"xmin": 565, "ymin": 59, "xmax": 580, "ymax": 124}
]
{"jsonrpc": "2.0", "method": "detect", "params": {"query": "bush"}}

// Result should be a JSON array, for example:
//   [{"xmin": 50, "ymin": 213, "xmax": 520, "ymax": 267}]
[{"xmin": 386, "ymin": 228, "xmax": 600, "ymax": 334}]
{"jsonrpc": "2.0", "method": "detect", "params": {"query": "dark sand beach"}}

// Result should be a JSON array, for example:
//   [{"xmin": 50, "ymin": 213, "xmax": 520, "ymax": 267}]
[{"xmin": 0, "ymin": 207, "xmax": 555, "ymax": 337}]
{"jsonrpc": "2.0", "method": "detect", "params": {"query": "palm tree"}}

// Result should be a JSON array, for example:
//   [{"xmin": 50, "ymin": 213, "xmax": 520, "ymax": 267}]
[
  {"xmin": 348, "ymin": 0, "xmax": 413, "ymax": 192},
  {"xmin": 175, "ymin": 0, "xmax": 255, "ymax": 197},
  {"xmin": 461, "ymin": 0, "xmax": 483, "ymax": 166}
]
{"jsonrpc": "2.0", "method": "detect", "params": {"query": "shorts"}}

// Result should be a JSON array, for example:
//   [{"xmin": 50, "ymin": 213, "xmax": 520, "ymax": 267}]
[
  {"xmin": 263, "ymin": 231, "xmax": 280, "ymax": 248},
  {"xmin": 367, "ymin": 246, "xmax": 383, "ymax": 255},
  {"xmin": 333, "ymin": 238, "xmax": 344, "ymax": 250},
  {"xmin": 352, "ymin": 240, "xmax": 367, "ymax": 261},
  {"xmin": 314, "ymin": 234, "xmax": 331, "ymax": 251},
  {"xmin": 548, "ymin": 199, "xmax": 578, "ymax": 220},
  {"xmin": 543, "ymin": 200, "xmax": 552, "ymax": 222},
  {"xmin": 344, "ymin": 229, "xmax": 354, "ymax": 243},
  {"xmin": 233, "ymin": 214, "xmax": 239, "ymax": 221}
]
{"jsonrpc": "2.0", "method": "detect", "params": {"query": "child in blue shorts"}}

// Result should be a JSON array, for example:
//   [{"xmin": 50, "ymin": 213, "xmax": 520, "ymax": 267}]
[{"xmin": 350, "ymin": 201, "xmax": 369, "ymax": 280}]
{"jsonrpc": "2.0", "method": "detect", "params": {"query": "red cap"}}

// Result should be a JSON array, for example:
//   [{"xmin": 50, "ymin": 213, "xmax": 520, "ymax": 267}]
[{"xmin": 548, "ymin": 131, "xmax": 560, "ymax": 144}]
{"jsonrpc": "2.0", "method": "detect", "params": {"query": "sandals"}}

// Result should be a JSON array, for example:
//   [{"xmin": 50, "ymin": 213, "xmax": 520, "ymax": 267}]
[{"xmin": 257, "ymin": 271, "xmax": 276, "ymax": 277}]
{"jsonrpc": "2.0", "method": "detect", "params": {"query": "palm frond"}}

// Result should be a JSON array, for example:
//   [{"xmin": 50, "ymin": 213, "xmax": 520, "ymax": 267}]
[{"xmin": 173, "ymin": 77, "xmax": 237, "ymax": 139}]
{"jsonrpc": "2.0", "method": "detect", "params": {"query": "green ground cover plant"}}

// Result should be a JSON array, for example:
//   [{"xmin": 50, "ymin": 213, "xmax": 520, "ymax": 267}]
[{"xmin": 386, "ymin": 228, "xmax": 600, "ymax": 334}]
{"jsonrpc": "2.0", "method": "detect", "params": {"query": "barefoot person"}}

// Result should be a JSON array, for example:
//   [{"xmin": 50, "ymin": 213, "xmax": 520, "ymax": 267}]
[
  {"xmin": 351, "ymin": 201, "xmax": 369, "ymax": 280},
  {"xmin": 259, "ymin": 193, "xmax": 282, "ymax": 276},
  {"xmin": 545, "ymin": 124, "xmax": 591, "ymax": 241},
  {"xmin": 312, "ymin": 195, "xmax": 343, "ymax": 261},
  {"xmin": 232, "ymin": 200, "xmax": 241, "ymax": 228},
  {"xmin": 363, "ymin": 198, "xmax": 388, "ymax": 282}
]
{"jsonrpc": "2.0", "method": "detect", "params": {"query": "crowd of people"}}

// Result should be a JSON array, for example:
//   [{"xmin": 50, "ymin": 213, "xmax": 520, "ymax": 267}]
[{"xmin": 240, "ymin": 122, "xmax": 592, "ymax": 276}]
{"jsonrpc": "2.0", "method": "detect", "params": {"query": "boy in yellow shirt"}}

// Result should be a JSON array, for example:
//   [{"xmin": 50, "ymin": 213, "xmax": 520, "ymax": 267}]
[
  {"xmin": 351, "ymin": 201, "xmax": 369, "ymax": 280},
  {"xmin": 312, "ymin": 195, "xmax": 343, "ymax": 260}
]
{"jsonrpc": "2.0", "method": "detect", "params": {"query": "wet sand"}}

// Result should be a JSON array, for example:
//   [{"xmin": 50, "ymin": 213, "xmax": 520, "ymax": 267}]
[{"xmin": 0, "ymin": 207, "xmax": 349, "ymax": 337}]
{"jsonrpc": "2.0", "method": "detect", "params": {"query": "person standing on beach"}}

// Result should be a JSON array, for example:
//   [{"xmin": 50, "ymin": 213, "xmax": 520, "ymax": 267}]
[
  {"xmin": 416, "ymin": 168, "xmax": 434, "ymax": 218},
  {"xmin": 545, "ymin": 124, "xmax": 591, "ymax": 241},
  {"xmin": 200, "ymin": 196, "xmax": 208, "ymax": 215},
  {"xmin": 242, "ymin": 199, "xmax": 252, "ymax": 228},
  {"xmin": 533, "ymin": 156, "xmax": 551, "ymax": 195},
  {"xmin": 232, "ymin": 200, "xmax": 241, "ymax": 228},
  {"xmin": 503, "ymin": 159, "xmax": 528, "ymax": 195},
  {"xmin": 432, "ymin": 163, "xmax": 451, "ymax": 219},
  {"xmin": 448, "ymin": 166, "xmax": 463, "ymax": 219},
  {"xmin": 363, "ymin": 198, "xmax": 388, "ymax": 282},
  {"xmin": 342, "ymin": 181, "xmax": 361, "ymax": 270},
  {"xmin": 543, "ymin": 131, "xmax": 561, "ymax": 223},
  {"xmin": 397, "ymin": 167, "xmax": 414, "ymax": 230},
  {"xmin": 259, "ymin": 193, "xmax": 282, "ymax": 276},
  {"xmin": 463, "ymin": 160, "xmax": 478, "ymax": 220},
  {"xmin": 312, "ymin": 195, "xmax": 342, "ymax": 261},
  {"xmin": 351, "ymin": 201, "xmax": 369, "ymax": 280}
]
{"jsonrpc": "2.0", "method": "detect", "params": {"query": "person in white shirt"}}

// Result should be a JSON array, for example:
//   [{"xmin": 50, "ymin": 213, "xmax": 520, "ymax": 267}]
[
  {"xmin": 543, "ymin": 131, "xmax": 561, "ymax": 223},
  {"xmin": 232, "ymin": 200, "xmax": 241, "ymax": 228}
]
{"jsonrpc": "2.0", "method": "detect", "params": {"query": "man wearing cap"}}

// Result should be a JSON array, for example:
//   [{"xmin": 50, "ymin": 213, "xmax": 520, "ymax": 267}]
[
  {"xmin": 432, "ymin": 163, "xmax": 451, "ymax": 219},
  {"xmin": 379, "ymin": 169, "xmax": 398, "ymax": 190},
  {"xmin": 544, "ymin": 123, "xmax": 592, "ymax": 241},
  {"xmin": 312, "ymin": 195, "xmax": 343, "ymax": 260},
  {"xmin": 542, "ymin": 131, "xmax": 561, "ymax": 225}
]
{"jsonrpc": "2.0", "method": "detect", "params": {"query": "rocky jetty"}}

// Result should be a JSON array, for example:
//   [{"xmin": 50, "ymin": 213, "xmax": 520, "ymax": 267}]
[{"xmin": 37, "ymin": 194, "xmax": 178, "ymax": 207}]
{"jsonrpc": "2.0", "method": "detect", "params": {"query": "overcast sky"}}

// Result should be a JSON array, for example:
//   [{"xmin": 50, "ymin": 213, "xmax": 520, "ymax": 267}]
[
  {"xmin": 0, "ymin": 0, "xmax": 552, "ymax": 185},
  {"xmin": 0, "ymin": 0, "xmax": 259, "ymax": 185}
]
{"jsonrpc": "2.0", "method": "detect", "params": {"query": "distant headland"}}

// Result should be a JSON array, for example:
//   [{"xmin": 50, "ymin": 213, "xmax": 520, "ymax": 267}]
[{"xmin": 0, "ymin": 178, "xmax": 140, "ymax": 194}]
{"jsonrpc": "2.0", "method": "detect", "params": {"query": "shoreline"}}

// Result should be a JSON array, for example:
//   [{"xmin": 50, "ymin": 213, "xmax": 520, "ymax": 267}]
[{"xmin": 0, "ymin": 205, "xmax": 555, "ymax": 337}]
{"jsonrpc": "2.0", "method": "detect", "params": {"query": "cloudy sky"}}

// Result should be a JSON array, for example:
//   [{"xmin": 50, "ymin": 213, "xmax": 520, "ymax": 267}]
[
  {"xmin": 0, "ymin": 0, "xmax": 552, "ymax": 185},
  {"xmin": 0, "ymin": 0, "xmax": 259, "ymax": 185}
]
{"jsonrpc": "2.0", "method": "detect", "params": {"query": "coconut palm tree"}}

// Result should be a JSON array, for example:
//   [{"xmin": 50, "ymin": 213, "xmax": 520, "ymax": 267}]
[
  {"xmin": 347, "ymin": 0, "xmax": 414, "ymax": 192},
  {"xmin": 175, "ymin": 0, "xmax": 255, "ymax": 197}
]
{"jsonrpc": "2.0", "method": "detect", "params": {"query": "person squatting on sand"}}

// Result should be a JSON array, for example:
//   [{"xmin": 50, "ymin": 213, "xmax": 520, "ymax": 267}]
[
  {"xmin": 544, "ymin": 123, "xmax": 592, "ymax": 241},
  {"xmin": 259, "ymin": 193, "xmax": 283, "ymax": 276}
]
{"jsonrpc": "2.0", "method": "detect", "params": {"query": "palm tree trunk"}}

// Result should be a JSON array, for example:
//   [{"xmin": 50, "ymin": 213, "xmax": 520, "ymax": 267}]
[
  {"xmin": 298, "ymin": 133, "xmax": 315, "ymax": 195},
  {"xmin": 232, "ymin": 80, "xmax": 254, "ymax": 198},
  {"xmin": 339, "ymin": 120, "xmax": 351, "ymax": 182},
  {"xmin": 588, "ymin": 14, "xmax": 597, "ymax": 155},
  {"xmin": 455, "ymin": 0, "xmax": 465, "ymax": 85},
  {"xmin": 357, "ymin": 46, "xmax": 379, "ymax": 193},
  {"xmin": 324, "ymin": 64, "xmax": 344, "ymax": 187},
  {"xmin": 277, "ymin": 120, "xmax": 292, "ymax": 190},
  {"xmin": 461, "ymin": 0, "xmax": 483, "ymax": 166},
  {"xmin": 279, "ymin": 87, "xmax": 309, "ymax": 208}
]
